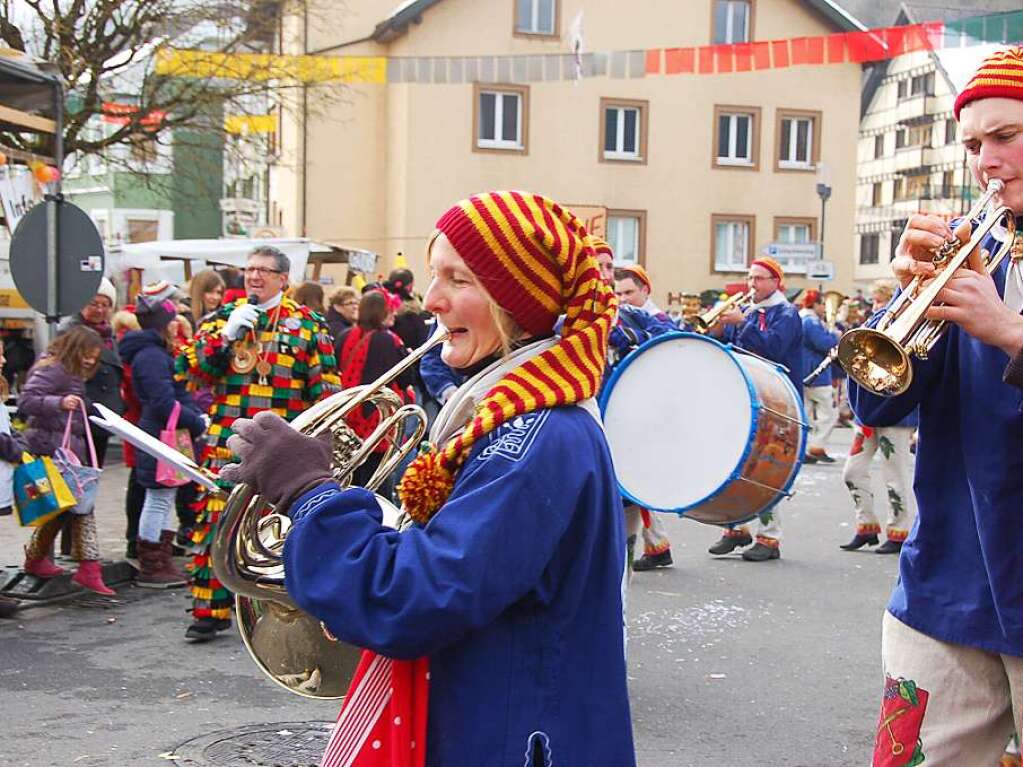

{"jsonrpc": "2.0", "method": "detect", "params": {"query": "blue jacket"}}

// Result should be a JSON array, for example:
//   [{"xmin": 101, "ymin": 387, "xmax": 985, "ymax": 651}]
[
  {"xmin": 284, "ymin": 406, "xmax": 635, "ymax": 766},
  {"xmin": 609, "ymin": 305, "xmax": 677, "ymax": 364},
  {"xmin": 119, "ymin": 329, "xmax": 205, "ymax": 489},
  {"xmin": 419, "ymin": 341, "xmax": 464, "ymax": 403},
  {"xmin": 849, "ymin": 245, "xmax": 1023, "ymax": 656},
  {"xmin": 723, "ymin": 299, "xmax": 804, "ymax": 395},
  {"xmin": 801, "ymin": 311, "xmax": 839, "ymax": 387}
]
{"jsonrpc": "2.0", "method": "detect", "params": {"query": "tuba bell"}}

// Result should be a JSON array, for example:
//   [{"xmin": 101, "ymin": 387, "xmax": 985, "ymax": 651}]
[
  {"xmin": 836, "ymin": 179, "xmax": 1018, "ymax": 397},
  {"xmin": 822, "ymin": 290, "xmax": 846, "ymax": 331},
  {"xmin": 209, "ymin": 330, "xmax": 450, "ymax": 699}
]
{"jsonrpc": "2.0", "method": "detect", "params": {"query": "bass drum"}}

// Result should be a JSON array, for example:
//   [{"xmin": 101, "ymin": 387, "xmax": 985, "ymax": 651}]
[{"xmin": 600, "ymin": 332, "xmax": 807, "ymax": 526}]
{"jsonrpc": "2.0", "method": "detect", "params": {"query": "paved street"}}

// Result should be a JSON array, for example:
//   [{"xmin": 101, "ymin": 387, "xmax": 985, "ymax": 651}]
[{"xmin": 0, "ymin": 427, "xmax": 898, "ymax": 766}]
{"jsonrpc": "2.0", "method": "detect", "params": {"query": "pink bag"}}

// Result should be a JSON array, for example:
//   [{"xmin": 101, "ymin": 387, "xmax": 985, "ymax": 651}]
[{"xmin": 156, "ymin": 401, "xmax": 196, "ymax": 487}]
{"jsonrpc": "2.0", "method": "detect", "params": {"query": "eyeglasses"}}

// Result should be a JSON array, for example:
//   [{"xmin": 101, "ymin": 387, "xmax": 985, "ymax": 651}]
[{"xmin": 244, "ymin": 266, "xmax": 283, "ymax": 277}]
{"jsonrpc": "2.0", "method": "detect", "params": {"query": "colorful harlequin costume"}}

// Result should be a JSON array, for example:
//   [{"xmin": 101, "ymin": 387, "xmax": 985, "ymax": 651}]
[
  {"xmin": 176, "ymin": 294, "xmax": 337, "ymax": 621},
  {"xmin": 852, "ymin": 47, "xmax": 1023, "ymax": 766},
  {"xmin": 279, "ymin": 193, "xmax": 634, "ymax": 766}
]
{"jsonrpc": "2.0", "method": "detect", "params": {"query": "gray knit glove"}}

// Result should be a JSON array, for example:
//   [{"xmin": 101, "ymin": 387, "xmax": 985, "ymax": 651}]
[{"xmin": 220, "ymin": 411, "xmax": 334, "ymax": 514}]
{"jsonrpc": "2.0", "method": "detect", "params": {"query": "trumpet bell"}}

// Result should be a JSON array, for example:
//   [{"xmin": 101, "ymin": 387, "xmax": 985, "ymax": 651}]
[{"xmin": 837, "ymin": 327, "xmax": 913, "ymax": 397}]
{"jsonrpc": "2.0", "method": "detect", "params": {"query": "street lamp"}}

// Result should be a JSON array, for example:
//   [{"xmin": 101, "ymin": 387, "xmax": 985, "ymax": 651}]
[{"xmin": 816, "ymin": 163, "xmax": 832, "ymax": 264}]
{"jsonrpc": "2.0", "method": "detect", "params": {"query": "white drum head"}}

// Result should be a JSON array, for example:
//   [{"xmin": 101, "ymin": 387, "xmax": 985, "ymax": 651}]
[{"xmin": 602, "ymin": 335, "xmax": 753, "ymax": 511}]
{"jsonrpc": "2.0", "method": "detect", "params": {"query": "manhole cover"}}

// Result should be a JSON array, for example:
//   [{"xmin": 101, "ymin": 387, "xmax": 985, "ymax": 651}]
[{"xmin": 170, "ymin": 721, "xmax": 334, "ymax": 766}]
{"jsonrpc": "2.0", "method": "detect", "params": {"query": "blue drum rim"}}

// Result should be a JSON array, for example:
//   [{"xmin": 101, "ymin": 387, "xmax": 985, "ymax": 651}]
[{"xmin": 599, "ymin": 331, "xmax": 758, "ymax": 516}]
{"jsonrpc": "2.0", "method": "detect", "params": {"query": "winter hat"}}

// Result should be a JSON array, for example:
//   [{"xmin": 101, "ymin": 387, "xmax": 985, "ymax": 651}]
[
  {"xmin": 954, "ymin": 46, "xmax": 1023, "ymax": 120},
  {"xmin": 96, "ymin": 277, "xmax": 117, "ymax": 306},
  {"xmin": 616, "ymin": 263, "xmax": 652, "ymax": 291},
  {"xmin": 802, "ymin": 289, "xmax": 821, "ymax": 308},
  {"xmin": 585, "ymin": 234, "xmax": 614, "ymax": 260},
  {"xmin": 134, "ymin": 296, "xmax": 177, "ymax": 332},
  {"xmin": 140, "ymin": 280, "xmax": 177, "ymax": 303},
  {"xmin": 398, "ymin": 191, "xmax": 616, "ymax": 524},
  {"xmin": 751, "ymin": 256, "xmax": 785, "ymax": 284}
]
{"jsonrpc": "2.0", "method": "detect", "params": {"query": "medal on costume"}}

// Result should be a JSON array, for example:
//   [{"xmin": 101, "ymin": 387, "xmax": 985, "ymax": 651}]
[
  {"xmin": 255, "ymin": 359, "xmax": 273, "ymax": 386},
  {"xmin": 231, "ymin": 339, "xmax": 259, "ymax": 374}
]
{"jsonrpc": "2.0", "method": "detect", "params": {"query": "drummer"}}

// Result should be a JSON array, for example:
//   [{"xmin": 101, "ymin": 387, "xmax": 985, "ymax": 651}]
[
  {"xmin": 221, "ymin": 192, "xmax": 635, "ymax": 766},
  {"xmin": 708, "ymin": 256, "xmax": 802, "ymax": 562},
  {"xmin": 602, "ymin": 256, "xmax": 679, "ymax": 572}
]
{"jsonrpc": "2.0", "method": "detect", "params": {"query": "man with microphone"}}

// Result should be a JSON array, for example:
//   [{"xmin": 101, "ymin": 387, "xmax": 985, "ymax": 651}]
[{"xmin": 177, "ymin": 245, "xmax": 338, "ymax": 642}]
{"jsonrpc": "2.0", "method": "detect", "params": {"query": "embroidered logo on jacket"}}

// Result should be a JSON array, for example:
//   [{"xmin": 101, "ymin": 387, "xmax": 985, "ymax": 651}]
[{"xmin": 478, "ymin": 410, "xmax": 551, "ymax": 463}]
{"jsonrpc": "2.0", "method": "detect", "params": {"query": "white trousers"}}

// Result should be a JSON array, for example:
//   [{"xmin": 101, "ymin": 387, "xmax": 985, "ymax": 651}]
[
  {"xmin": 875, "ymin": 612, "xmax": 1023, "ymax": 766},
  {"xmin": 805, "ymin": 384, "xmax": 837, "ymax": 451},
  {"xmin": 842, "ymin": 426, "xmax": 916, "ymax": 540}
]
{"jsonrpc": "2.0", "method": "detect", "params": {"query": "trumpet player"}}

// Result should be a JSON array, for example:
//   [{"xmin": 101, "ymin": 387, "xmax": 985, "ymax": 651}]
[
  {"xmin": 799, "ymin": 290, "xmax": 840, "ymax": 463},
  {"xmin": 849, "ymin": 47, "xmax": 1023, "ymax": 766},
  {"xmin": 220, "ymin": 193, "xmax": 635, "ymax": 766},
  {"xmin": 707, "ymin": 256, "xmax": 802, "ymax": 561}
]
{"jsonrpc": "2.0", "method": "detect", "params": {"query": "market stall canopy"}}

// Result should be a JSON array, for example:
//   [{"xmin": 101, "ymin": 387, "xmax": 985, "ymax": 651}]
[{"xmin": 0, "ymin": 49, "xmax": 61, "ymax": 135}]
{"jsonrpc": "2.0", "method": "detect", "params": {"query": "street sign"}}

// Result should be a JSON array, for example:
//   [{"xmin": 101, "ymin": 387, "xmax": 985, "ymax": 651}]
[
  {"xmin": 806, "ymin": 259, "xmax": 836, "ymax": 281},
  {"xmin": 0, "ymin": 168, "xmax": 40, "ymax": 235},
  {"xmin": 9, "ymin": 198, "xmax": 105, "ymax": 317},
  {"xmin": 761, "ymin": 241, "xmax": 820, "ymax": 261}
]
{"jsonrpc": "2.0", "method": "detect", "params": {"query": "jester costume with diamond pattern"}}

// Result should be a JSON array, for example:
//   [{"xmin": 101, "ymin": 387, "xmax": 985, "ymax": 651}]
[{"xmin": 176, "ymin": 295, "xmax": 338, "ymax": 619}]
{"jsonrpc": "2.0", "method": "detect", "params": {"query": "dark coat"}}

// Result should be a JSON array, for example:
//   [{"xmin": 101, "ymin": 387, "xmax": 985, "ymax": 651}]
[
  {"xmin": 119, "ymin": 330, "xmax": 205, "ymax": 489},
  {"xmin": 18, "ymin": 360, "xmax": 89, "ymax": 461},
  {"xmin": 61, "ymin": 315, "xmax": 124, "ymax": 415},
  {"xmin": 324, "ymin": 307, "xmax": 352, "ymax": 342}
]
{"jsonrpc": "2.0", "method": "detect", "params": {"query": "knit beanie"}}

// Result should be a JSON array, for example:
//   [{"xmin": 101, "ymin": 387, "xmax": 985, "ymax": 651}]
[
  {"xmin": 802, "ymin": 289, "xmax": 821, "ymax": 308},
  {"xmin": 585, "ymin": 234, "xmax": 614, "ymax": 260},
  {"xmin": 135, "ymin": 296, "xmax": 177, "ymax": 332},
  {"xmin": 751, "ymin": 256, "xmax": 785, "ymax": 285},
  {"xmin": 140, "ymin": 280, "xmax": 178, "ymax": 303},
  {"xmin": 617, "ymin": 263, "xmax": 652, "ymax": 291},
  {"xmin": 96, "ymin": 277, "xmax": 117, "ymax": 306},
  {"xmin": 397, "ymin": 191, "xmax": 616, "ymax": 524},
  {"xmin": 954, "ymin": 46, "xmax": 1023, "ymax": 120}
]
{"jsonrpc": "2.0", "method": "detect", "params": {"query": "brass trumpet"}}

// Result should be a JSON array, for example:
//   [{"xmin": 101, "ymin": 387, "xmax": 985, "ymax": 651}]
[
  {"xmin": 837, "ymin": 179, "xmax": 1017, "ymax": 396},
  {"xmin": 210, "ymin": 330, "xmax": 450, "ymax": 699},
  {"xmin": 822, "ymin": 290, "xmax": 846, "ymax": 332},
  {"xmin": 691, "ymin": 288, "xmax": 756, "ymax": 333}
]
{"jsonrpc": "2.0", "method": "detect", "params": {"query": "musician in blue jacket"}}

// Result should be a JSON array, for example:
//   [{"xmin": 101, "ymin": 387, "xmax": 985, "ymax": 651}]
[
  {"xmin": 221, "ymin": 192, "xmax": 634, "ymax": 767},
  {"xmin": 708, "ymin": 256, "xmax": 802, "ymax": 562},
  {"xmin": 800, "ymin": 290, "xmax": 840, "ymax": 464},
  {"xmin": 850, "ymin": 49, "xmax": 1023, "ymax": 765}
]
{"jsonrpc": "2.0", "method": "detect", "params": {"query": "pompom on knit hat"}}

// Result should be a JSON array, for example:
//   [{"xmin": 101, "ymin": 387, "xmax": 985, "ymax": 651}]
[
  {"xmin": 397, "ymin": 191, "xmax": 616, "ymax": 524},
  {"xmin": 140, "ymin": 280, "xmax": 178, "ymax": 303},
  {"xmin": 954, "ymin": 46, "xmax": 1023, "ymax": 120}
]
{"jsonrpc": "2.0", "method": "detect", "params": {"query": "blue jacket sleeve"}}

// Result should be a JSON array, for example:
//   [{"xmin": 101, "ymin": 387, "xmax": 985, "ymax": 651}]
[
  {"xmin": 419, "ymin": 342, "xmax": 463, "ymax": 401},
  {"xmin": 734, "ymin": 307, "xmax": 801, "ymax": 360},
  {"xmin": 802, "ymin": 317, "xmax": 838, "ymax": 354},
  {"xmin": 136, "ymin": 348, "xmax": 205, "ymax": 436},
  {"xmin": 847, "ymin": 301, "xmax": 946, "ymax": 426},
  {"xmin": 282, "ymin": 411, "xmax": 599, "ymax": 659}
]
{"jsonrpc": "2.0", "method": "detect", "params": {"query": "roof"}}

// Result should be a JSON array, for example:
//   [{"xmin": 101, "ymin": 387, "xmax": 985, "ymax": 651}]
[
  {"xmin": 371, "ymin": 0, "xmax": 866, "ymax": 42},
  {"xmin": 0, "ymin": 49, "xmax": 62, "ymax": 134}
]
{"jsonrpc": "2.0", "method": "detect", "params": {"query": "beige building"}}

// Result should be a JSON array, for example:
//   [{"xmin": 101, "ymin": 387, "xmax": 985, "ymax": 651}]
[{"xmin": 273, "ymin": 0, "xmax": 866, "ymax": 307}]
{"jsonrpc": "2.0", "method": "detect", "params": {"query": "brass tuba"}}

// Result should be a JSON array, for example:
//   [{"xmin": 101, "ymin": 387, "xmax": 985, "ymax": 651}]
[
  {"xmin": 822, "ymin": 290, "xmax": 846, "ymax": 331},
  {"xmin": 837, "ymin": 179, "xmax": 1018, "ymax": 397},
  {"xmin": 690, "ymin": 288, "xmax": 756, "ymax": 334},
  {"xmin": 209, "ymin": 330, "xmax": 450, "ymax": 699}
]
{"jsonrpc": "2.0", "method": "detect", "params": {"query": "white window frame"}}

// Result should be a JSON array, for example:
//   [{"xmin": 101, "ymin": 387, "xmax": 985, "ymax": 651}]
[
  {"xmin": 714, "ymin": 0, "xmax": 750, "ymax": 44},
  {"xmin": 713, "ymin": 218, "xmax": 751, "ymax": 273},
  {"xmin": 477, "ymin": 89, "xmax": 524, "ymax": 151},
  {"xmin": 717, "ymin": 112, "xmax": 754, "ymax": 166},
  {"xmin": 515, "ymin": 0, "xmax": 556, "ymax": 35},
  {"xmin": 603, "ymin": 105, "xmax": 642, "ymax": 161},
  {"xmin": 774, "ymin": 221, "xmax": 813, "ymax": 274},
  {"xmin": 779, "ymin": 116, "xmax": 814, "ymax": 169},
  {"xmin": 607, "ymin": 214, "xmax": 641, "ymax": 265}
]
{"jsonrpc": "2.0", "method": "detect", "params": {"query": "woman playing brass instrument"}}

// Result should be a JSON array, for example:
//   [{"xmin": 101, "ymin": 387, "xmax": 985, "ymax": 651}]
[
  {"xmin": 220, "ymin": 192, "xmax": 635, "ymax": 767},
  {"xmin": 849, "ymin": 48, "xmax": 1023, "ymax": 765}
]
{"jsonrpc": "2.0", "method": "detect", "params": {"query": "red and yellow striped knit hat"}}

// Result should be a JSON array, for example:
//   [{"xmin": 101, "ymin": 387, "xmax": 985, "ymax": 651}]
[
  {"xmin": 398, "ymin": 191, "xmax": 616, "ymax": 524},
  {"xmin": 954, "ymin": 46, "xmax": 1023, "ymax": 119}
]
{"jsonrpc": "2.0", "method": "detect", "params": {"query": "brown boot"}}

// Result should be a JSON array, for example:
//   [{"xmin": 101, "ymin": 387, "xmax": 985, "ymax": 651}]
[
  {"xmin": 158, "ymin": 531, "xmax": 189, "ymax": 583},
  {"xmin": 136, "ymin": 539, "xmax": 186, "ymax": 589}
]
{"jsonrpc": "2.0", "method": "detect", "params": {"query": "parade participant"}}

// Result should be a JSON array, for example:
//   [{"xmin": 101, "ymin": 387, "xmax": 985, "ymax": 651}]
[
  {"xmin": 177, "ymin": 246, "xmax": 338, "ymax": 641},
  {"xmin": 60, "ymin": 278, "xmax": 122, "ymax": 466},
  {"xmin": 608, "ymin": 256, "xmax": 677, "ymax": 571},
  {"xmin": 708, "ymin": 257, "xmax": 802, "ymax": 561},
  {"xmin": 800, "ymin": 290, "xmax": 839, "ymax": 464},
  {"xmin": 220, "ymin": 191, "xmax": 634, "ymax": 767},
  {"xmin": 120, "ymin": 297, "xmax": 208, "ymax": 587},
  {"xmin": 19, "ymin": 326, "xmax": 115, "ymax": 595},
  {"xmin": 850, "ymin": 47, "xmax": 1023, "ymax": 765}
]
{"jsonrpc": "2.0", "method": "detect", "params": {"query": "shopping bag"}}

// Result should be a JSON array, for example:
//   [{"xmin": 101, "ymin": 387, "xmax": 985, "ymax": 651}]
[
  {"xmin": 12, "ymin": 452, "xmax": 76, "ymax": 527},
  {"xmin": 52, "ymin": 403, "xmax": 102, "ymax": 516},
  {"xmin": 156, "ymin": 401, "xmax": 196, "ymax": 487}
]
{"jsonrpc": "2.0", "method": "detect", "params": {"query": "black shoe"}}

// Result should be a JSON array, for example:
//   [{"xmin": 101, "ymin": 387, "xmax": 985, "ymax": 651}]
[
  {"xmin": 742, "ymin": 542, "xmax": 780, "ymax": 562},
  {"xmin": 214, "ymin": 617, "xmax": 232, "ymax": 632},
  {"xmin": 633, "ymin": 551, "xmax": 673, "ymax": 571},
  {"xmin": 185, "ymin": 617, "xmax": 222, "ymax": 642},
  {"xmin": 176, "ymin": 528, "xmax": 194, "ymax": 549},
  {"xmin": 876, "ymin": 540, "xmax": 903, "ymax": 555},
  {"xmin": 839, "ymin": 533, "xmax": 879, "ymax": 551},
  {"xmin": 708, "ymin": 532, "xmax": 753, "ymax": 555},
  {"xmin": 803, "ymin": 454, "xmax": 818, "ymax": 464}
]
